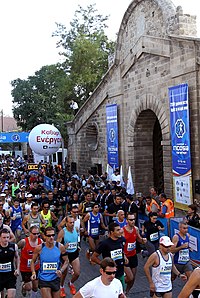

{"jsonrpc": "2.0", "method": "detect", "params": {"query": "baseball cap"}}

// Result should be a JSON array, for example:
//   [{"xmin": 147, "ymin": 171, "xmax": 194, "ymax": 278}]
[{"xmin": 159, "ymin": 236, "xmax": 174, "ymax": 246}]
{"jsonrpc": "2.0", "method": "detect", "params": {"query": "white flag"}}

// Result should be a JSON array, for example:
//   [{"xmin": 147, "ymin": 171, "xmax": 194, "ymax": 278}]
[
  {"xmin": 106, "ymin": 164, "xmax": 113, "ymax": 181},
  {"xmin": 120, "ymin": 165, "xmax": 125, "ymax": 187},
  {"xmin": 127, "ymin": 166, "xmax": 135, "ymax": 194}
]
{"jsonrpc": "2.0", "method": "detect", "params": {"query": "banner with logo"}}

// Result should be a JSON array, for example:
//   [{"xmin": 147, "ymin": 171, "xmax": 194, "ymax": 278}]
[
  {"xmin": 44, "ymin": 176, "xmax": 53, "ymax": 191},
  {"xmin": 169, "ymin": 84, "xmax": 192, "ymax": 209},
  {"xmin": 106, "ymin": 104, "xmax": 119, "ymax": 169},
  {"xmin": 0, "ymin": 132, "xmax": 29, "ymax": 143}
]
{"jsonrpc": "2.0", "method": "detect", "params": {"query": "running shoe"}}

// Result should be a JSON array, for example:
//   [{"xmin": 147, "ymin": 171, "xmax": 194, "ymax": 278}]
[
  {"xmin": 68, "ymin": 282, "xmax": 76, "ymax": 295},
  {"xmin": 60, "ymin": 287, "xmax": 66, "ymax": 298}
]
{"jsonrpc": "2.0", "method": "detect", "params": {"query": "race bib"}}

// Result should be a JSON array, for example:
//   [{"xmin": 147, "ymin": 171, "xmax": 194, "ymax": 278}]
[
  {"xmin": 160, "ymin": 264, "xmax": 172, "ymax": 275},
  {"xmin": 91, "ymin": 228, "xmax": 98, "ymax": 235},
  {"xmin": 42, "ymin": 262, "xmax": 57, "ymax": 272},
  {"xmin": 0, "ymin": 262, "xmax": 12, "ymax": 272},
  {"xmin": 67, "ymin": 242, "xmax": 77, "ymax": 250},
  {"xmin": 110, "ymin": 249, "xmax": 123, "ymax": 260},
  {"xmin": 85, "ymin": 207, "xmax": 92, "ymax": 212},
  {"xmin": 150, "ymin": 232, "xmax": 159, "ymax": 242},
  {"xmin": 30, "ymin": 223, "xmax": 40, "ymax": 227},
  {"xmin": 127, "ymin": 242, "xmax": 136, "ymax": 251},
  {"xmin": 178, "ymin": 249, "xmax": 190, "ymax": 264}
]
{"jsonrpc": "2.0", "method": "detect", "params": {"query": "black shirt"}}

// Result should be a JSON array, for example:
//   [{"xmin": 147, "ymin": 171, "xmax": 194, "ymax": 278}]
[
  {"xmin": 143, "ymin": 220, "xmax": 164, "ymax": 242},
  {"xmin": 95, "ymin": 237, "xmax": 125, "ymax": 278}
]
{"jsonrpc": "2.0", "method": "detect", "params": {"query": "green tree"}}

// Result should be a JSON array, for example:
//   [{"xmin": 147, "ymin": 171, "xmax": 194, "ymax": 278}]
[
  {"xmin": 11, "ymin": 64, "xmax": 72, "ymax": 138},
  {"xmin": 53, "ymin": 4, "xmax": 115, "ymax": 105}
]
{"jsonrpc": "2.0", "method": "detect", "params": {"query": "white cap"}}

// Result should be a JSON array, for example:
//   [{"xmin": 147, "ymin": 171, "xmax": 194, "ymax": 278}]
[
  {"xmin": 26, "ymin": 193, "xmax": 33, "ymax": 198},
  {"xmin": 159, "ymin": 236, "xmax": 174, "ymax": 246}
]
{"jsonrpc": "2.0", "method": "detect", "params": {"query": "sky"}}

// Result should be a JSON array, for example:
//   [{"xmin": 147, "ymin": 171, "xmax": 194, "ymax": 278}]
[{"xmin": 0, "ymin": 0, "xmax": 199, "ymax": 117}]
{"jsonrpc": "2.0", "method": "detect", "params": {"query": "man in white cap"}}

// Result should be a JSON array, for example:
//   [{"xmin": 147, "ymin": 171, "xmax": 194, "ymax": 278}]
[{"xmin": 144, "ymin": 236, "xmax": 186, "ymax": 298}]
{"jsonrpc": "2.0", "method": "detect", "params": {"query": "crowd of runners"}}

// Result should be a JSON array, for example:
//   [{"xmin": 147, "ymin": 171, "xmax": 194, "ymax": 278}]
[{"xmin": 0, "ymin": 154, "xmax": 199, "ymax": 298}]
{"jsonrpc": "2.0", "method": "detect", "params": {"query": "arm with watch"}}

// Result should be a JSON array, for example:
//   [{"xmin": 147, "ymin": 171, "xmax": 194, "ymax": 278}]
[{"xmin": 172, "ymin": 263, "xmax": 187, "ymax": 281}]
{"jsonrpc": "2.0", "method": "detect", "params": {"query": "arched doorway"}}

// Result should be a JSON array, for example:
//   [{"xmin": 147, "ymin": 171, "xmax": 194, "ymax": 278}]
[{"xmin": 134, "ymin": 109, "xmax": 164, "ymax": 194}]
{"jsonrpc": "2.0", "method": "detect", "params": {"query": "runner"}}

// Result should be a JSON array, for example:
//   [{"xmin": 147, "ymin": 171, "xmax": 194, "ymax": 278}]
[
  {"xmin": 10, "ymin": 198, "xmax": 23, "ymax": 242},
  {"xmin": 91, "ymin": 222, "xmax": 127, "ymax": 290},
  {"xmin": 18, "ymin": 225, "xmax": 43, "ymax": 297},
  {"xmin": 0, "ymin": 214, "xmax": 15, "ymax": 242},
  {"xmin": 123, "ymin": 212, "xmax": 147, "ymax": 295},
  {"xmin": 144, "ymin": 236, "xmax": 186, "ymax": 298},
  {"xmin": 0, "ymin": 228, "xmax": 20, "ymax": 298},
  {"xmin": 73, "ymin": 257, "xmax": 126, "ymax": 298},
  {"xmin": 22, "ymin": 203, "xmax": 45, "ymax": 235},
  {"xmin": 30, "ymin": 227, "xmax": 68, "ymax": 298},
  {"xmin": 178, "ymin": 267, "xmax": 200, "ymax": 298},
  {"xmin": 57, "ymin": 215, "xmax": 80, "ymax": 297},
  {"xmin": 171, "ymin": 221, "xmax": 193, "ymax": 280},
  {"xmin": 84, "ymin": 203, "xmax": 107, "ymax": 262}
]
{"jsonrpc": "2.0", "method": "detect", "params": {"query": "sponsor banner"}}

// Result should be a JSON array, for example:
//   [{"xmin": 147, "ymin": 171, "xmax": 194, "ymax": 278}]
[
  {"xmin": 106, "ymin": 104, "xmax": 119, "ymax": 169},
  {"xmin": 27, "ymin": 164, "xmax": 39, "ymax": 171},
  {"xmin": 44, "ymin": 176, "xmax": 53, "ymax": 191},
  {"xmin": 168, "ymin": 84, "xmax": 192, "ymax": 208},
  {"xmin": 0, "ymin": 132, "xmax": 29, "ymax": 143},
  {"xmin": 170, "ymin": 218, "xmax": 200, "ymax": 266}
]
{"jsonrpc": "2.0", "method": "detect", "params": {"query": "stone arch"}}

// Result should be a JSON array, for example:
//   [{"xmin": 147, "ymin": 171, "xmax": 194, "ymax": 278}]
[
  {"xmin": 115, "ymin": 0, "xmax": 176, "ymax": 62},
  {"xmin": 127, "ymin": 94, "xmax": 171, "ymax": 195}
]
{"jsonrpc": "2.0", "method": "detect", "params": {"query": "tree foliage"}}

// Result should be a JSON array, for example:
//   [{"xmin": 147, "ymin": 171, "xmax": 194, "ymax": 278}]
[
  {"xmin": 53, "ymin": 4, "xmax": 115, "ymax": 104},
  {"xmin": 11, "ymin": 4, "xmax": 115, "ymax": 140},
  {"xmin": 11, "ymin": 64, "xmax": 72, "ymax": 138}
]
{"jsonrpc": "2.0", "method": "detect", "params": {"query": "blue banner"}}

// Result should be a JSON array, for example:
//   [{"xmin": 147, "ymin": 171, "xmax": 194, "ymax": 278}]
[
  {"xmin": 44, "ymin": 176, "xmax": 53, "ymax": 191},
  {"xmin": 169, "ymin": 84, "xmax": 191, "ymax": 176},
  {"xmin": 0, "ymin": 132, "xmax": 29, "ymax": 143},
  {"xmin": 170, "ymin": 218, "xmax": 200, "ymax": 266},
  {"xmin": 106, "ymin": 104, "xmax": 119, "ymax": 169},
  {"xmin": 169, "ymin": 84, "xmax": 192, "ymax": 207}
]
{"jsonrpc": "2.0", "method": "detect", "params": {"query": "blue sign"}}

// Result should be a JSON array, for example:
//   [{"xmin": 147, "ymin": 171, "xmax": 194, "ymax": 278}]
[
  {"xmin": 44, "ymin": 176, "xmax": 53, "ymax": 191},
  {"xmin": 170, "ymin": 218, "xmax": 200, "ymax": 266},
  {"xmin": 168, "ymin": 84, "xmax": 191, "ymax": 176},
  {"xmin": 0, "ymin": 132, "xmax": 29, "ymax": 143},
  {"xmin": 106, "ymin": 104, "xmax": 119, "ymax": 169}
]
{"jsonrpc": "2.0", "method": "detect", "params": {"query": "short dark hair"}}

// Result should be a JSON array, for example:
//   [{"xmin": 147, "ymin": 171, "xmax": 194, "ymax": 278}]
[
  {"xmin": 160, "ymin": 193, "xmax": 166, "ymax": 199},
  {"xmin": 100, "ymin": 257, "xmax": 116, "ymax": 270},
  {"xmin": 30, "ymin": 225, "xmax": 39, "ymax": 233},
  {"xmin": 188, "ymin": 204, "xmax": 198, "ymax": 213},
  {"xmin": 42, "ymin": 200, "xmax": 49, "ymax": 207},
  {"xmin": 149, "ymin": 212, "xmax": 158, "ymax": 218},
  {"xmin": 44, "ymin": 227, "xmax": 55, "ymax": 235},
  {"xmin": 0, "ymin": 228, "xmax": 10, "ymax": 236},
  {"xmin": 108, "ymin": 222, "xmax": 120, "ymax": 233},
  {"xmin": 31, "ymin": 203, "xmax": 38, "ymax": 208}
]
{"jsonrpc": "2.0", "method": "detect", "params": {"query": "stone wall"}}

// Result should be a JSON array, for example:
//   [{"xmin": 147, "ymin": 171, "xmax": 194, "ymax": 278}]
[{"xmin": 67, "ymin": 0, "xmax": 200, "ymax": 201}]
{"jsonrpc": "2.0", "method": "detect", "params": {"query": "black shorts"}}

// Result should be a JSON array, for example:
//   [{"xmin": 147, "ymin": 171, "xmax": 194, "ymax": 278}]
[
  {"xmin": 0, "ymin": 272, "xmax": 17, "ymax": 292},
  {"xmin": 39, "ymin": 277, "xmax": 60, "ymax": 292},
  {"xmin": 68, "ymin": 249, "xmax": 79, "ymax": 263},
  {"xmin": 155, "ymin": 289, "xmax": 172, "ymax": 297},
  {"xmin": 89, "ymin": 235, "xmax": 99, "ymax": 240},
  {"xmin": 21, "ymin": 270, "xmax": 39, "ymax": 283},
  {"xmin": 125, "ymin": 255, "xmax": 138, "ymax": 269}
]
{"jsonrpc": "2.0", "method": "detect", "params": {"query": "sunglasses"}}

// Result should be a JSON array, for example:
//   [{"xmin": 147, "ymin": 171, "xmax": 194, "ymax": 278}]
[
  {"xmin": 104, "ymin": 271, "xmax": 117, "ymax": 275},
  {"xmin": 46, "ymin": 234, "xmax": 55, "ymax": 237},
  {"xmin": 128, "ymin": 218, "xmax": 135, "ymax": 221},
  {"xmin": 31, "ymin": 232, "xmax": 40, "ymax": 235}
]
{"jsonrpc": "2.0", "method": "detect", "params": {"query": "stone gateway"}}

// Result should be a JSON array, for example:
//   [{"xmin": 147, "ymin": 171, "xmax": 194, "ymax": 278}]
[{"xmin": 67, "ymin": 0, "xmax": 200, "ymax": 203}]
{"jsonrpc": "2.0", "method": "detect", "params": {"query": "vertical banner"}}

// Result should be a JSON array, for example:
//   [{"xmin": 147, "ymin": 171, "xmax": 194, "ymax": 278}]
[
  {"xmin": 169, "ymin": 83, "xmax": 193, "ymax": 209},
  {"xmin": 106, "ymin": 104, "xmax": 119, "ymax": 169}
]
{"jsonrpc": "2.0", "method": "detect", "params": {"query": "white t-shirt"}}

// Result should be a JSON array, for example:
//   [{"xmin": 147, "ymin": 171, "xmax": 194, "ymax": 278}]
[{"xmin": 80, "ymin": 276, "xmax": 123, "ymax": 298}]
